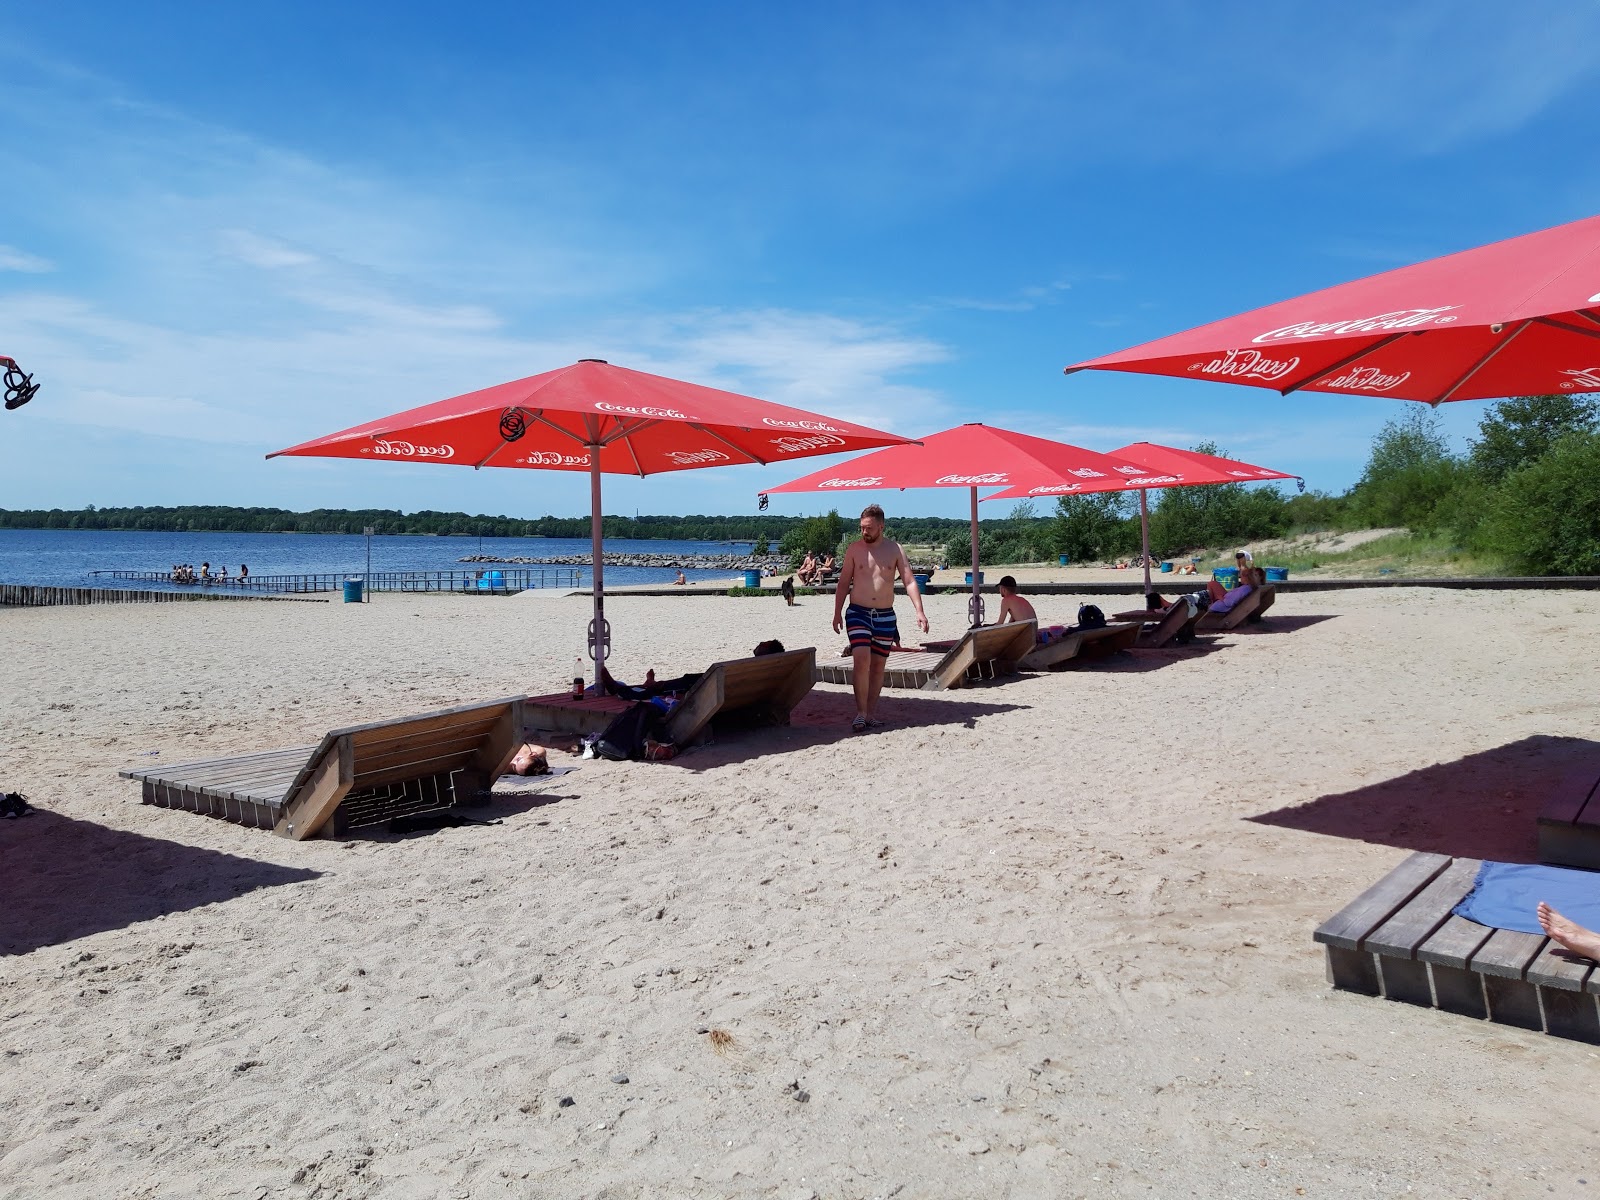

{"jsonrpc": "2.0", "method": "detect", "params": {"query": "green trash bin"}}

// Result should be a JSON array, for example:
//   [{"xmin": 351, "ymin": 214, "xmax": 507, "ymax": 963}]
[{"xmin": 343, "ymin": 578, "xmax": 364, "ymax": 603}]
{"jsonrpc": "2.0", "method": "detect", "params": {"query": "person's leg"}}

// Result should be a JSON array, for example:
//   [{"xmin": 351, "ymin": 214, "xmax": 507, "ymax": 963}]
[
  {"xmin": 864, "ymin": 651, "xmax": 889, "ymax": 721},
  {"xmin": 1538, "ymin": 902, "xmax": 1600, "ymax": 960},
  {"xmin": 850, "ymin": 647, "xmax": 873, "ymax": 728}
]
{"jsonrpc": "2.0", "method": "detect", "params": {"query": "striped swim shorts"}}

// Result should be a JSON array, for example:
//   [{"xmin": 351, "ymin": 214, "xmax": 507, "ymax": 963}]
[{"xmin": 845, "ymin": 603, "xmax": 900, "ymax": 658}]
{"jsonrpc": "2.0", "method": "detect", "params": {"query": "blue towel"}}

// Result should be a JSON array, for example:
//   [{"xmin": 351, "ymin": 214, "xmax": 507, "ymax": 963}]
[{"xmin": 1452, "ymin": 861, "xmax": 1600, "ymax": 935}]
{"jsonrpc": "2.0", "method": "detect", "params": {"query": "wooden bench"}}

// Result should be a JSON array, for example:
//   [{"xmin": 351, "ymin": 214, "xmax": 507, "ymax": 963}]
[
  {"xmin": 1537, "ymin": 769, "xmax": 1600, "ymax": 871},
  {"xmin": 120, "ymin": 697, "xmax": 527, "ymax": 840},
  {"xmin": 1313, "ymin": 851, "xmax": 1600, "ymax": 1043},
  {"xmin": 818, "ymin": 621, "xmax": 1037, "ymax": 691}
]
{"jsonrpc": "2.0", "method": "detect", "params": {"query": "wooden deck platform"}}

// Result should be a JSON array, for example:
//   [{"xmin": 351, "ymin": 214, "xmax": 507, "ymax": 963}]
[
  {"xmin": 1314, "ymin": 851, "xmax": 1600, "ymax": 1043},
  {"xmin": 121, "ymin": 746, "xmax": 315, "ymax": 829},
  {"xmin": 1537, "ymin": 768, "xmax": 1600, "ymax": 871}
]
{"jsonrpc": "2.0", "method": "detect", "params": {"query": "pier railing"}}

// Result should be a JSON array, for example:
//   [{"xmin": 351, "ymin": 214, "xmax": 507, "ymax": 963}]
[{"xmin": 88, "ymin": 567, "xmax": 583, "ymax": 594}]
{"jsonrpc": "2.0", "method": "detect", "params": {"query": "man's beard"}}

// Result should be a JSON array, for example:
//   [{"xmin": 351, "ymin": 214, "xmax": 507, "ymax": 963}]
[{"xmin": 861, "ymin": 529, "xmax": 880, "ymax": 543}]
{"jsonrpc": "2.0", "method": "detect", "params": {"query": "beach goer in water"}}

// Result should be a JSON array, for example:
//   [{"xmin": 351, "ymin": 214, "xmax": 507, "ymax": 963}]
[
  {"xmin": 239, "ymin": 564, "xmax": 249, "ymax": 580},
  {"xmin": 217, "ymin": 564, "xmax": 228, "ymax": 582},
  {"xmin": 995, "ymin": 575, "xmax": 1037, "ymax": 625},
  {"xmin": 1538, "ymin": 902, "xmax": 1600, "ymax": 961},
  {"xmin": 833, "ymin": 504, "xmax": 929, "ymax": 732},
  {"xmin": 200, "ymin": 562, "xmax": 212, "ymax": 582}
]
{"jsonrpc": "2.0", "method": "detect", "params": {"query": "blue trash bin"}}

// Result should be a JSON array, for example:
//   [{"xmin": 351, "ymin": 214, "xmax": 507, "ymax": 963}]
[
  {"xmin": 343, "ymin": 578, "xmax": 364, "ymax": 603},
  {"xmin": 1160, "ymin": 561, "xmax": 1174, "ymax": 573},
  {"xmin": 965, "ymin": 570, "xmax": 984, "ymax": 586},
  {"xmin": 1058, "ymin": 554, "xmax": 1070, "ymax": 566},
  {"xmin": 743, "ymin": 569, "xmax": 761, "ymax": 588},
  {"xmin": 913, "ymin": 573, "xmax": 931, "ymax": 591},
  {"xmin": 1212, "ymin": 567, "xmax": 1239, "ymax": 589},
  {"xmin": 1264, "ymin": 566, "xmax": 1288, "ymax": 582}
]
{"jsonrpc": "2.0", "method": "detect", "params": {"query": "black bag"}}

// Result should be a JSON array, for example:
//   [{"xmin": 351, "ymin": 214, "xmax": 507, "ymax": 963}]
[
  {"xmin": 596, "ymin": 703, "xmax": 661, "ymax": 761},
  {"xmin": 1076, "ymin": 603, "xmax": 1106, "ymax": 630}
]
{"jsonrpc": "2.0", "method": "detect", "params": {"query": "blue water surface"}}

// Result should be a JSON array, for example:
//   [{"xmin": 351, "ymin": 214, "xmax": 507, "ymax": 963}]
[{"xmin": 0, "ymin": 528, "xmax": 753, "ymax": 590}]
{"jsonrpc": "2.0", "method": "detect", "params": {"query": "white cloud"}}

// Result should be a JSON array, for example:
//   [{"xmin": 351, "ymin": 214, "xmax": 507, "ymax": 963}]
[{"xmin": 0, "ymin": 244, "xmax": 53, "ymax": 273}]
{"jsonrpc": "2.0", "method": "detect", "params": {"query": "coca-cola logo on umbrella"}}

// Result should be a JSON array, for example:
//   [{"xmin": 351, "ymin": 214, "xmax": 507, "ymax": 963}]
[
  {"xmin": 664, "ymin": 449, "xmax": 730, "ymax": 465},
  {"xmin": 1189, "ymin": 349, "xmax": 1301, "ymax": 383},
  {"xmin": 1559, "ymin": 366, "xmax": 1600, "ymax": 390},
  {"xmin": 595, "ymin": 401, "xmax": 690, "ymax": 419},
  {"xmin": 771, "ymin": 433, "xmax": 846, "ymax": 454},
  {"xmin": 1317, "ymin": 366, "xmax": 1413, "ymax": 392},
  {"xmin": 517, "ymin": 451, "xmax": 590, "ymax": 467},
  {"xmin": 818, "ymin": 476, "xmax": 884, "ymax": 488},
  {"xmin": 1251, "ymin": 306, "xmax": 1460, "ymax": 344},
  {"xmin": 365, "ymin": 440, "xmax": 455, "ymax": 460},
  {"xmin": 764, "ymin": 417, "xmax": 842, "ymax": 432},
  {"xmin": 935, "ymin": 473, "xmax": 1010, "ymax": 485}
]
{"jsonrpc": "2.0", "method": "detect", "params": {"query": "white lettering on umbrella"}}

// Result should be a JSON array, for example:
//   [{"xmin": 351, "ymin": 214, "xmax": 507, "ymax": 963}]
[
  {"xmin": 1188, "ymin": 349, "xmax": 1302, "ymax": 382},
  {"xmin": 517, "ymin": 451, "xmax": 590, "ymax": 466},
  {"xmin": 1025, "ymin": 482, "xmax": 1085, "ymax": 495},
  {"xmin": 771, "ymin": 433, "xmax": 846, "ymax": 454},
  {"xmin": 663, "ymin": 449, "xmax": 730, "ymax": 465},
  {"xmin": 1559, "ymin": 366, "xmax": 1600, "ymax": 389},
  {"xmin": 366, "ymin": 440, "xmax": 456, "ymax": 460},
  {"xmin": 817, "ymin": 476, "xmax": 884, "ymax": 487},
  {"xmin": 1251, "ymin": 306, "xmax": 1460, "ymax": 343},
  {"xmin": 1318, "ymin": 366, "xmax": 1413, "ymax": 391},
  {"xmin": 763, "ymin": 417, "xmax": 842, "ymax": 432},
  {"xmin": 595, "ymin": 402, "xmax": 690, "ymax": 419},
  {"xmin": 1123, "ymin": 474, "xmax": 1180, "ymax": 486},
  {"xmin": 1066, "ymin": 467, "xmax": 1110, "ymax": 478},
  {"xmin": 936, "ymin": 473, "xmax": 1010, "ymax": 485}
]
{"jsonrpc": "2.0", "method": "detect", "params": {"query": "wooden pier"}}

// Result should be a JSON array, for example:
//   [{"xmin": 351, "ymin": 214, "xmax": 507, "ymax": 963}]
[{"xmin": 87, "ymin": 567, "xmax": 583, "ymax": 595}]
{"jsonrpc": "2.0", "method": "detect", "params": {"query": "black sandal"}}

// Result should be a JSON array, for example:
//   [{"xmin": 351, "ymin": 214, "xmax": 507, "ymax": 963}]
[{"xmin": 1, "ymin": 792, "xmax": 33, "ymax": 818}]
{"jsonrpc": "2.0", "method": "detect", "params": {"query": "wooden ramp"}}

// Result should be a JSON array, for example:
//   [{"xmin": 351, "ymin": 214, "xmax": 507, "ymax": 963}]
[
  {"xmin": 1314, "ymin": 851, "xmax": 1600, "ymax": 1043},
  {"xmin": 819, "ymin": 622, "xmax": 1036, "ymax": 691},
  {"xmin": 1014, "ymin": 621, "xmax": 1139, "ymax": 670},
  {"xmin": 120, "ymin": 697, "xmax": 526, "ymax": 840},
  {"xmin": 1537, "ymin": 769, "xmax": 1600, "ymax": 871}
]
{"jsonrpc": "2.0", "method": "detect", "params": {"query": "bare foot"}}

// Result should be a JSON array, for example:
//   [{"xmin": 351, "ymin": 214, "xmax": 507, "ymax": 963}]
[
  {"xmin": 1537, "ymin": 902, "xmax": 1600, "ymax": 961},
  {"xmin": 644, "ymin": 669, "xmax": 656, "ymax": 686}
]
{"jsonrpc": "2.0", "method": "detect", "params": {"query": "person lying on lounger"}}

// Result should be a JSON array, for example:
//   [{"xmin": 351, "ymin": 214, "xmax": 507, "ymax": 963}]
[
  {"xmin": 510, "ymin": 743, "xmax": 550, "ymax": 775},
  {"xmin": 1538, "ymin": 902, "xmax": 1600, "ymax": 962}
]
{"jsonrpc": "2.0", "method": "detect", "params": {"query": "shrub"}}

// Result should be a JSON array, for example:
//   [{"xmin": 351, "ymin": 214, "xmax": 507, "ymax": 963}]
[{"xmin": 1475, "ymin": 431, "xmax": 1600, "ymax": 575}]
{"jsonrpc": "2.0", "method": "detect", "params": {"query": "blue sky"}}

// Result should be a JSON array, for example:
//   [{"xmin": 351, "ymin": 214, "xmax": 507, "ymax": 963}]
[{"xmin": 3, "ymin": 2, "xmax": 1599, "ymax": 522}]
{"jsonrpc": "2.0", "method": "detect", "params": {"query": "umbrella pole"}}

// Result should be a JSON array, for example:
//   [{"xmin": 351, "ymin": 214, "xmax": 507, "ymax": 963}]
[
  {"xmin": 968, "ymin": 485, "xmax": 984, "ymax": 627},
  {"xmin": 1139, "ymin": 488, "xmax": 1152, "ymax": 596},
  {"xmin": 588, "ymin": 443, "xmax": 609, "ymax": 689}
]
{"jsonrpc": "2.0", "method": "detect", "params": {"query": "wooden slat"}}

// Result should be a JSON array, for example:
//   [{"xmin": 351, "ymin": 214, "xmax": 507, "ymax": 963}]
[
  {"xmin": 1471, "ymin": 927, "xmax": 1547, "ymax": 980},
  {"xmin": 118, "ymin": 746, "xmax": 312, "ymax": 783},
  {"xmin": 328, "ymin": 697, "xmax": 522, "ymax": 746},
  {"xmin": 1134, "ymin": 604, "xmax": 1189, "ymax": 648},
  {"xmin": 347, "ymin": 704, "xmax": 510, "ymax": 749},
  {"xmin": 1364, "ymin": 858, "xmax": 1483, "ymax": 957},
  {"xmin": 664, "ymin": 649, "xmax": 816, "ymax": 747},
  {"xmin": 1019, "ymin": 631, "xmax": 1083, "ymax": 671},
  {"xmin": 1313, "ymin": 852, "xmax": 1451, "ymax": 951},
  {"xmin": 1526, "ymin": 941, "xmax": 1597, "ymax": 991},
  {"xmin": 523, "ymin": 692, "xmax": 631, "ymax": 735}
]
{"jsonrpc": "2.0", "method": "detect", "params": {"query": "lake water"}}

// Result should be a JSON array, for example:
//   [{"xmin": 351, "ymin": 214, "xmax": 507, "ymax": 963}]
[{"xmin": 0, "ymin": 529, "xmax": 755, "ymax": 590}]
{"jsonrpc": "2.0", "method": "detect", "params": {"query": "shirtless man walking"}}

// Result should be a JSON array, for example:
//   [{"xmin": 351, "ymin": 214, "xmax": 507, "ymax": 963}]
[{"xmin": 833, "ymin": 504, "xmax": 929, "ymax": 732}]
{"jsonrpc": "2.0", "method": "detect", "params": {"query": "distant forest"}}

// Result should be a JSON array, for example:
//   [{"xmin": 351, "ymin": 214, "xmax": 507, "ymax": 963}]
[{"xmin": 0, "ymin": 504, "xmax": 994, "ymax": 544}]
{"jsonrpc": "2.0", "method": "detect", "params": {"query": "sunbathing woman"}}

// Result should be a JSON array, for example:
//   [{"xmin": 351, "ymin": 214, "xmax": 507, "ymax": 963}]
[{"xmin": 1538, "ymin": 902, "xmax": 1600, "ymax": 961}]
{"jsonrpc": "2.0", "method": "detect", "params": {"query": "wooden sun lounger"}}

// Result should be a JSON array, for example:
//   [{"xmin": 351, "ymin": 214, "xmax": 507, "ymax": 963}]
[
  {"xmin": 120, "ymin": 697, "xmax": 527, "ymax": 840},
  {"xmin": 1537, "ymin": 768, "xmax": 1600, "ymax": 871},
  {"xmin": 818, "ymin": 621, "xmax": 1037, "ymax": 691},
  {"xmin": 1314, "ymin": 851, "xmax": 1600, "ymax": 1043},
  {"xmin": 1018, "ymin": 621, "xmax": 1140, "ymax": 670},
  {"xmin": 1195, "ymin": 585, "xmax": 1265, "ymax": 631},
  {"xmin": 1111, "ymin": 602, "xmax": 1201, "ymax": 648},
  {"xmin": 524, "ymin": 649, "xmax": 818, "ymax": 746}
]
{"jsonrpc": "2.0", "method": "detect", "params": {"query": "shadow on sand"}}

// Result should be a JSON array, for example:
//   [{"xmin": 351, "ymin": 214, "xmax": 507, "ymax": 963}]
[
  {"xmin": 1, "ymin": 809, "xmax": 320, "ymax": 956},
  {"xmin": 671, "ymin": 687, "xmax": 1031, "ymax": 770},
  {"xmin": 1248, "ymin": 734, "xmax": 1600, "ymax": 863},
  {"xmin": 1235, "ymin": 613, "xmax": 1340, "ymax": 635}
]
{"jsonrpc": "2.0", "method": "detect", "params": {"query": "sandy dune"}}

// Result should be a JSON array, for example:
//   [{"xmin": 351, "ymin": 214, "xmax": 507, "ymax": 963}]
[{"xmin": 3, "ymin": 584, "xmax": 1599, "ymax": 1198}]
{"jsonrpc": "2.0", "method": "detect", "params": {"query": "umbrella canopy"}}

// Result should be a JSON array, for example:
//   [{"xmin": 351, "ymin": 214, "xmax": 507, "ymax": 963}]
[
  {"xmin": 1064, "ymin": 212, "xmax": 1600, "ymax": 404},
  {"xmin": 270, "ymin": 359, "xmax": 912, "ymax": 685},
  {"xmin": 764, "ymin": 424, "xmax": 1151, "ymax": 624},
  {"xmin": 985, "ymin": 442, "xmax": 1299, "ymax": 593}
]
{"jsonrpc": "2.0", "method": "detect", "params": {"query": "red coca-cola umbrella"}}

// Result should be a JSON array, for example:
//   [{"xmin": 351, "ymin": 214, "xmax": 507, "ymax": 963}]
[
  {"xmin": 1064, "ymin": 212, "xmax": 1600, "ymax": 403},
  {"xmin": 986, "ymin": 442, "xmax": 1299, "ymax": 592},
  {"xmin": 764, "ymin": 423, "xmax": 1151, "ymax": 624},
  {"xmin": 270, "ymin": 358, "xmax": 911, "ymax": 686}
]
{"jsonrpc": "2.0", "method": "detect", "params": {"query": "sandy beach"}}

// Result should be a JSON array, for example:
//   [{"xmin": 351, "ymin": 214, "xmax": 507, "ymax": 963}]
[{"xmin": 3, "ymin": 584, "xmax": 1599, "ymax": 1198}]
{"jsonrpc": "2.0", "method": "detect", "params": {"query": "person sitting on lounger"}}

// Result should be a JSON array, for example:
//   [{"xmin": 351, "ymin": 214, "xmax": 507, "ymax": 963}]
[
  {"xmin": 820, "ymin": 554, "xmax": 836, "ymax": 575},
  {"xmin": 1538, "ymin": 902, "xmax": 1600, "ymax": 962},
  {"xmin": 995, "ymin": 576, "xmax": 1037, "ymax": 624},
  {"xmin": 797, "ymin": 552, "xmax": 818, "ymax": 585}
]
